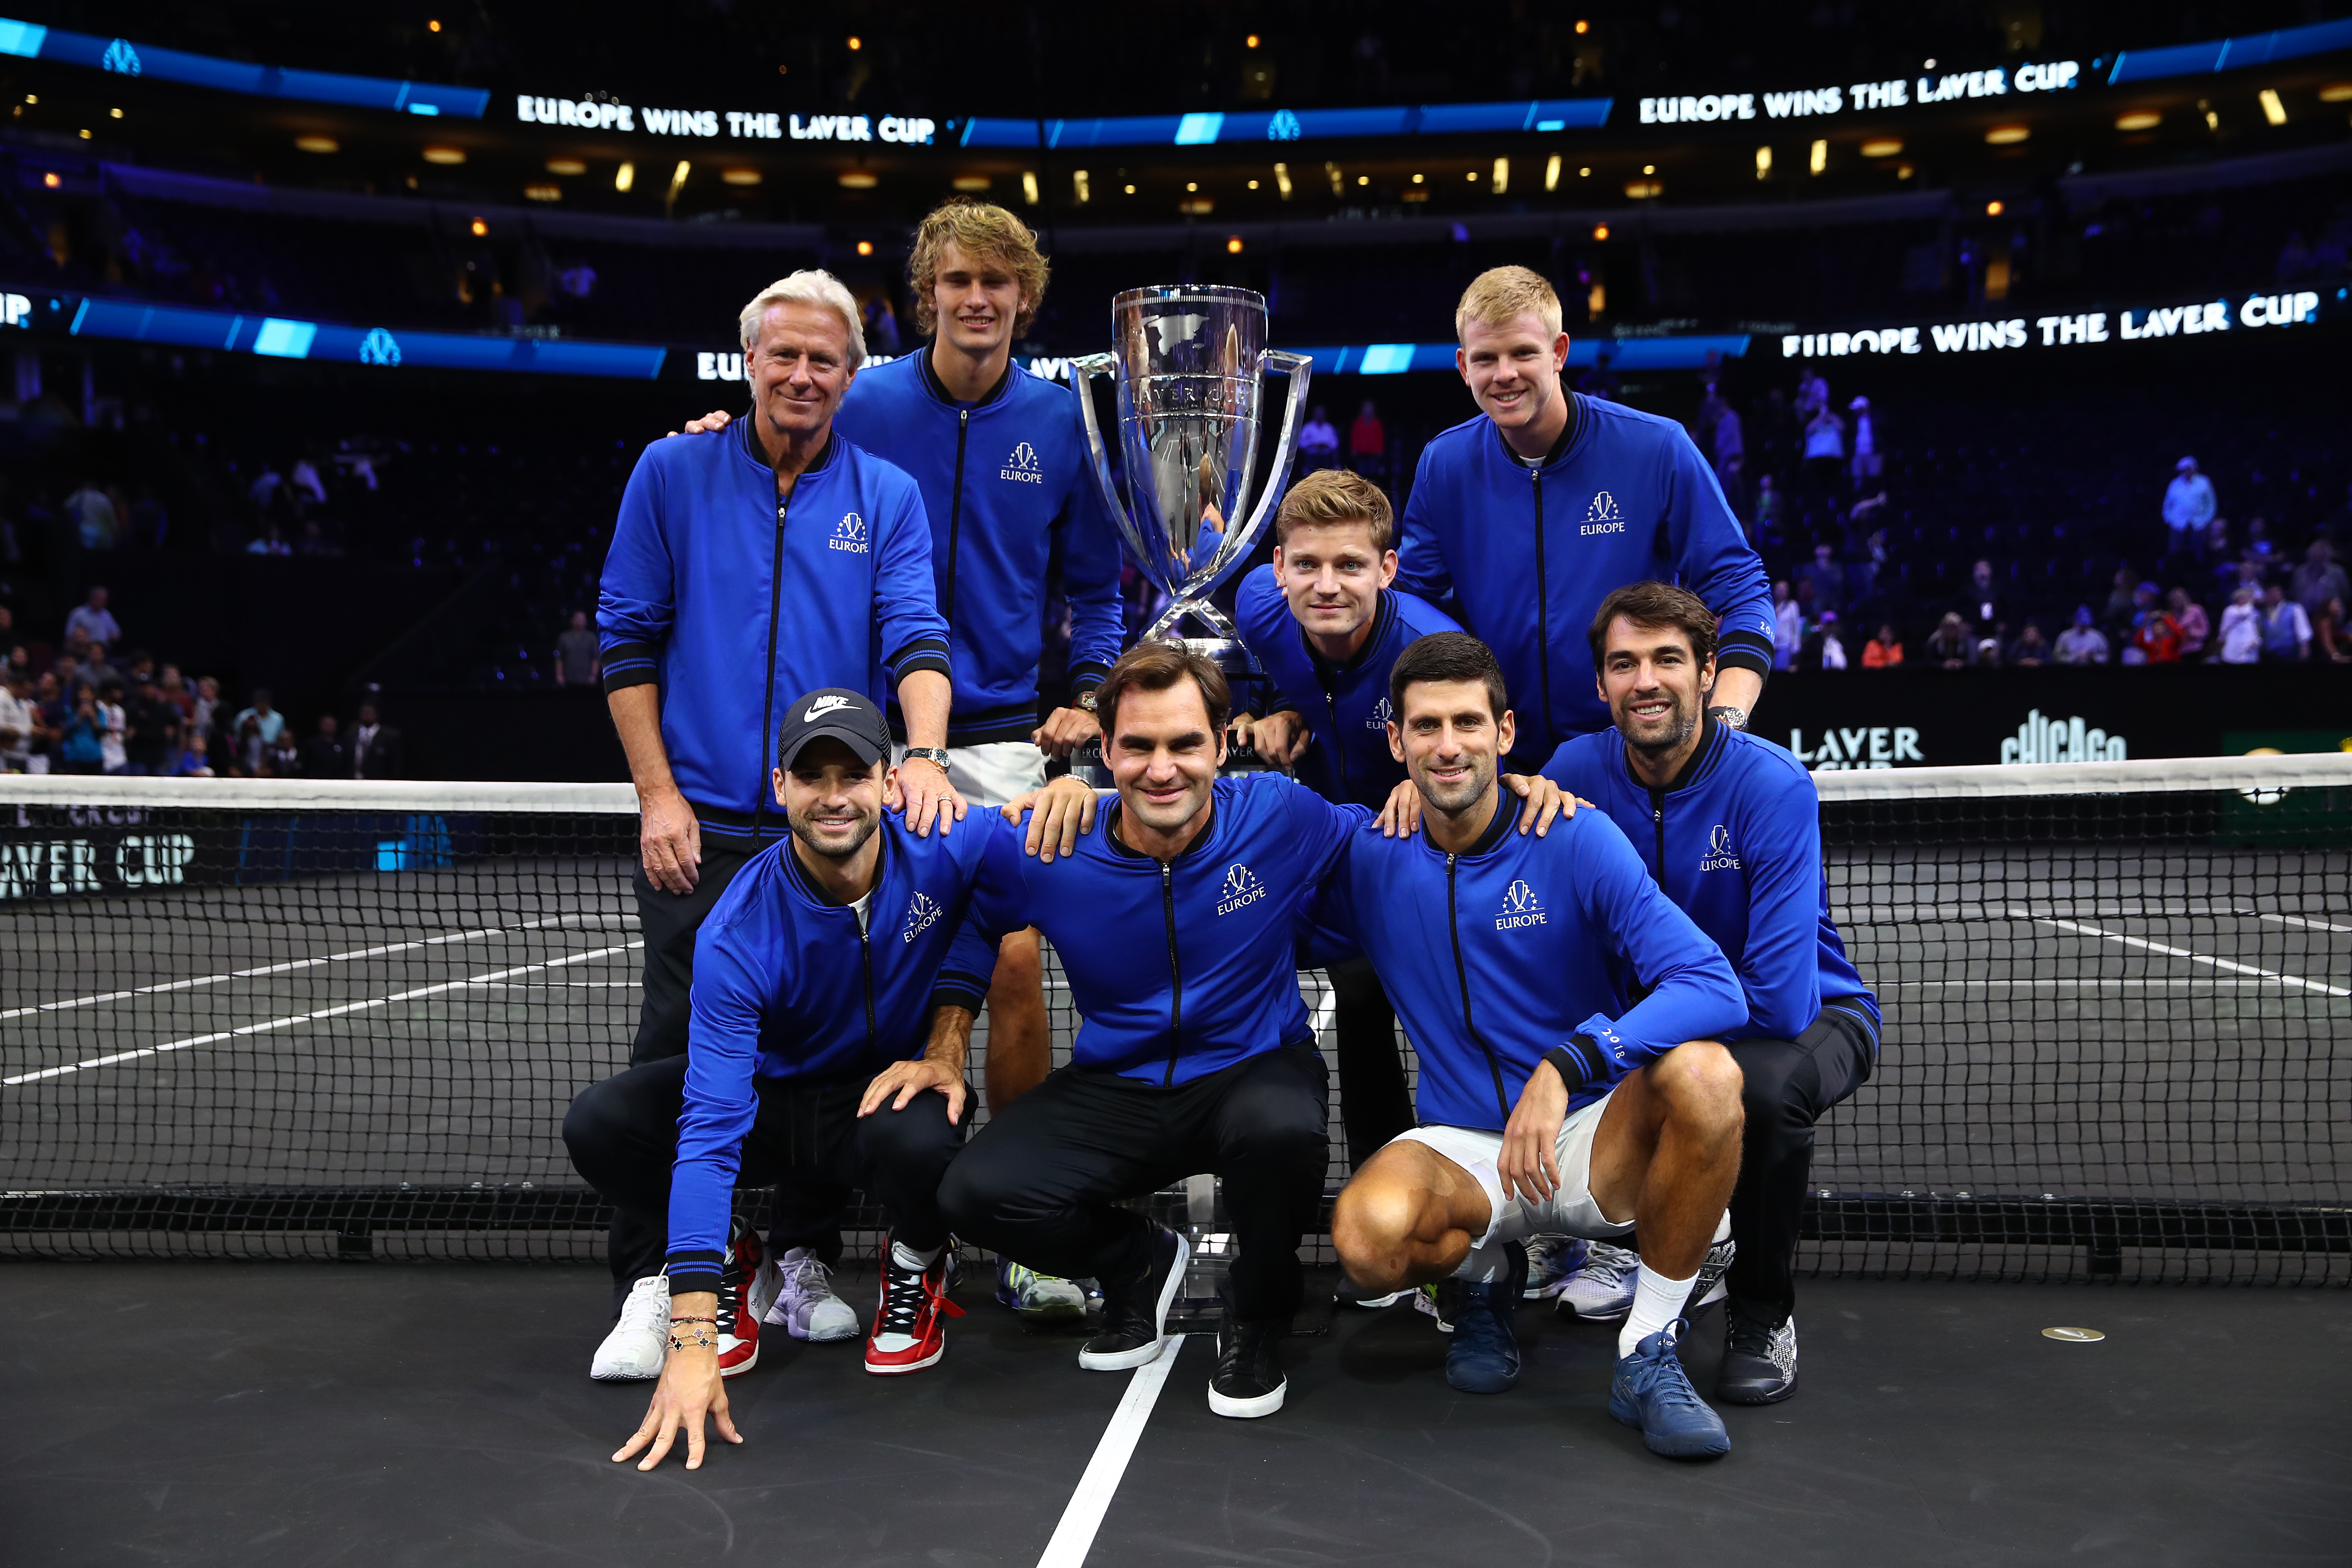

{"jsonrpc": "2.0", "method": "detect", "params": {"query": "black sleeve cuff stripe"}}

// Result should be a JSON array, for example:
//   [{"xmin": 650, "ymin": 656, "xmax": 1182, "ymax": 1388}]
[
  {"xmin": 665, "ymin": 1268, "xmax": 723, "ymax": 1298},
  {"xmin": 893, "ymin": 654, "xmax": 953, "ymax": 683},
  {"xmin": 1545, "ymin": 1035, "xmax": 1604, "ymax": 1092},
  {"xmin": 1715, "ymin": 642, "xmax": 1772, "ymax": 678},
  {"xmin": 602, "ymin": 665, "xmax": 658, "ymax": 694},
  {"xmin": 888, "ymin": 635, "xmax": 951, "ymax": 662},
  {"xmin": 1068, "ymin": 664, "xmax": 1110, "ymax": 695},
  {"xmin": 929, "ymin": 980, "xmax": 987, "ymax": 1015},
  {"xmin": 600, "ymin": 640, "xmax": 660, "ymax": 694}
]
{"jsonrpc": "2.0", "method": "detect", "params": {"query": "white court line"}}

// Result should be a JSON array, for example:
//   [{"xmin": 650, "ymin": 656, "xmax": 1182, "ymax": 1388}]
[
  {"xmin": 2015, "ymin": 911, "xmax": 2349, "ymax": 998},
  {"xmin": 2, "ymin": 941, "xmax": 640, "ymax": 1086},
  {"xmin": 1882, "ymin": 978, "xmax": 2313, "ymax": 989},
  {"xmin": 2262, "ymin": 913, "xmax": 2352, "ymax": 935},
  {"xmin": 0, "ymin": 913, "xmax": 632, "ymax": 1022},
  {"xmin": 1035, "ymin": 1335, "xmax": 1187, "ymax": 1568}
]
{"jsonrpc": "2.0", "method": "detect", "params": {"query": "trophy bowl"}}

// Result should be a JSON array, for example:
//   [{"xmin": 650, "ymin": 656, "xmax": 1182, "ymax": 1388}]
[{"xmin": 1071, "ymin": 285, "xmax": 1311, "ymax": 675}]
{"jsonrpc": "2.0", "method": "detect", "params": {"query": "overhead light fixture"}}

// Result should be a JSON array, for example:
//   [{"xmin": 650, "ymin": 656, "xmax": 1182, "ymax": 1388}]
[
  {"xmin": 1625, "ymin": 180, "xmax": 1662, "ymax": 199},
  {"xmin": 1361, "ymin": 174, "xmax": 1373, "ymax": 186},
  {"xmin": 1246, "ymin": 33, "xmax": 1260, "ymax": 48},
  {"xmin": 1185, "ymin": 181, "xmax": 1198, "ymax": 192},
  {"xmin": 1491, "ymin": 157, "xmax": 1509, "ymax": 194},
  {"xmin": 1463, "ymin": 170, "xmax": 1476, "ymax": 182},
  {"xmin": 2320, "ymin": 83, "xmax": 2352, "ymax": 103},
  {"xmin": 846, "ymin": 35, "xmax": 861, "ymax": 50},
  {"xmin": 1897, "ymin": 163, "xmax": 1914, "ymax": 179},
  {"xmin": 1247, "ymin": 178, "xmax": 1260, "ymax": 190},
  {"xmin": 470, "ymin": 218, "xmax": 488, "ymax": 236},
  {"xmin": 1642, "ymin": 163, "xmax": 1655, "ymax": 175},
  {"xmin": 1984, "ymin": 124, "xmax": 2030, "ymax": 144},
  {"xmin": 547, "ymin": 157, "xmax": 587, "ymax": 175},
  {"xmin": 2259, "ymin": 89, "xmax": 2287, "ymax": 126},
  {"xmin": 1755, "ymin": 146, "xmax": 1771, "ymax": 178},
  {"xmin": 1860, "ymin": 138, "xmax": 1902, "ymax": 158},
  {"xmin": 42, "ymin": 171, "xmax": 59, "ymax": 188},
  {"xmin": 1022, "ymin": 170, "xmax": 1040, "ymax": 204},
  {"xmin": 1227, "ymin": 236, "xmax": 1243, "ymax": 253},
  {"xmin": 1273, "ymin": 162, "xmax": 1292, "ymax": 197},
  {"xmin": 1325, "ymin": 161, "xmax": 1344, "ymax": 195},
  {"xmin": 296, "ymin": 135, "xmax": 340, "ymax": 154},
  {"xmin": 722, "ymin": 168, "xmax": 762, "ymax": 186},
  {"xmin": 1923, "ymin": 58, "xmax": 1936, "ymax": 69},
  {"xmin": 428, "ymin": 18, "xmax": 441, "ymax": 31},
  {"xmin": 2204, "ymin": 107, "xmax": 2219, "ymax": 130},
  {"xmin": 1124, "ymin": 182, "xmax": 1137, "ymax": 194},
  {"xmin": 839, "ymin": 170, "xmax": 878, "ymax": 189},
  {"xmin": 614, "ymin": 161, "xmax": 636, "ymax": 192},
  {"xmin": 1411, "ymin": 172, "xmax": 1424, "ymax": 184},
  {"xmin": 77, "ymin": 128, "xmax": 91, "ymax": 139},
  {"xmin": 1074, "ymin": 168, "xmax": 1091, "ymax": 202},
  {"xmin": 1579, "ymin": 165, "xmax": 1591, "ymax": 177},
  {"xmin": 669, "ymin": 160, "xmax": 692, "ymax": 196},
  {"xmin": 109, "ymin": 107, "xmax": 122, "ymax": 119},
  {"xmin": 1545, "ymin": 153, "xmax": 1562, "ymax": 190},
  {"xmin": 1592, "ymin": 224, "xmax": 1609, "ymax": 241},
  {"xmin": 1575, "ymin": 18, "xmax": 1589, "ymax": 32},
  {"xmin": 953, "ymin": 175, "xmax": 992, "ymax": 192},
  {"xmin": 524, "ymin": 184, "xmax": 561, "ymax": 202},
  {"xmin": 1809, "ymin": 139, "xmax": 1827, "ymax": 174},
  {"xmin": 422, "ymin": 145, "xmax": 466, "ymax": 165},
  {"xmin": 1985, "ymin": 200, "xmax": 2004, "ymax": 216},
  {"xmin": 857, "ymin": 240, "xmax": 874, "ymax": 256},
  {"xmin": 2114, "ymin": 110, "xmax": 2161, "ymax": 131}
]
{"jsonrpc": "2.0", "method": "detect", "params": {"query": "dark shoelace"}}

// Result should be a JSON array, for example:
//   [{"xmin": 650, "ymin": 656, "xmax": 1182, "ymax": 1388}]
[
  {"xmin": 1623, "ymin": 1321, "xmax": 1709, "ymax": 1413},
  {"xmin": 878, "ymin": 1261, "xmax": 931, "ymax": 1335}
]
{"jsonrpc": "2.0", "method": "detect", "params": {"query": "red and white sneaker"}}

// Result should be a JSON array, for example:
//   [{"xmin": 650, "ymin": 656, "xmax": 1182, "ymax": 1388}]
[
  {"xmin": 864, "ymin": 1241, "xmax": 964, "ymax": 1375},
  {"xmin": 714, "ymin": 1219, "xmax": 775, "ymax": 1379}
]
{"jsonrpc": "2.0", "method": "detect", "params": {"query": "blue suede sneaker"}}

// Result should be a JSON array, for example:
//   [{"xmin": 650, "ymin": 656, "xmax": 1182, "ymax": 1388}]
[
  {"xmin": 1609, "ymin": 1319, "xmax": 1731, "ymax": 1459},
  {"xmin": 1445, "ymin": 1242, "xmax": 1528, "ymax": 1395}
]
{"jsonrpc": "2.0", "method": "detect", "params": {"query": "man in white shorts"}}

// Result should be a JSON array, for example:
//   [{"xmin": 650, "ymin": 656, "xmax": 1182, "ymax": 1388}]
[{"xmin": 1309, "ymin": 633, "xmax": 1752, "ymax": 1459}]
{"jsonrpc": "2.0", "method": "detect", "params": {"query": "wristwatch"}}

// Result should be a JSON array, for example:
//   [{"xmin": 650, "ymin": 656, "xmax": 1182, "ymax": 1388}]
[
  {"xmin": 901, "ymin": 746, "xmax": 952, "ymax": 772},
  {"xmin": 1074, "ymin": 689, "xmax": 1099, "ymax": 713}
]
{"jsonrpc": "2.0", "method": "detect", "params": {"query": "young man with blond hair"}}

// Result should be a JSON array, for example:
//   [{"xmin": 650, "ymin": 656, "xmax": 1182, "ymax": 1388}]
[
  {"xmin": 1228, "ymin": 469, "xmax": 1459, "ymax": 1301},
  {"xmin": 1394, "ymin": 266, "xmax": 1774, "ymax": 770},
  {"xmin": 678, "ymin": 201, "xmax": 1123, "ymax": 1320}
]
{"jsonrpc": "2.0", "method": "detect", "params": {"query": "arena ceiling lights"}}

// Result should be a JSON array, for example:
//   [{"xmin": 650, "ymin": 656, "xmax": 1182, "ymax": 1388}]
[{"xmin": 0, "ymin": 15, "xmax": 486, "ymax": 116}]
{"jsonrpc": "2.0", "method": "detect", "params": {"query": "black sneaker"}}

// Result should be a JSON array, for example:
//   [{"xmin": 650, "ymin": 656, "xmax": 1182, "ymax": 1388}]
[
  {"xmin": 1078, "ymin": 1223, "xmax": 1190, "ymax": 1371},
  {"xmin": 1716, "ymin": 1306, "xmax": 1798, "ymax": 1405},
  {"xmin": 1208, "ymin": 1316, "xmax": 1288, "ymax": 1418},
  {"xmin": 1445, "ymin": 1242, "xmax": 1528, "ymax": 1395}
]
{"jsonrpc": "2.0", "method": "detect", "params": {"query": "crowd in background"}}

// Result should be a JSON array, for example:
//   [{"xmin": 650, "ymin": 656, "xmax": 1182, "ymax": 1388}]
[{"xmin": 0, "ymin": 585, "xmax": 405, "ymax": 778}]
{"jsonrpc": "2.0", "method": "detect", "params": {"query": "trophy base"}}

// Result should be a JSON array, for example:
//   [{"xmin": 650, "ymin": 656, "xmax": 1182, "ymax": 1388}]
[{"xmin": 1142, "ymin": 600, "xmax": 1262, "ymax": 678}]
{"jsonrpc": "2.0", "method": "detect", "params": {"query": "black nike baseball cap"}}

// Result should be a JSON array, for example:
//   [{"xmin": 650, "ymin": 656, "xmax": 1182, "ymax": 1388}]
[{"xmin": 775, "ymin": 687, "xmax": 891, "ymax": 769}]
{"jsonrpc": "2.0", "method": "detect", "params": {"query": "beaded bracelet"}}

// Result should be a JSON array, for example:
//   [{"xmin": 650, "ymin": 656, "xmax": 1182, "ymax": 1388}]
[{"xmin": 668, "ymin": 1314, "xmax": 716, "ymax": 1325}]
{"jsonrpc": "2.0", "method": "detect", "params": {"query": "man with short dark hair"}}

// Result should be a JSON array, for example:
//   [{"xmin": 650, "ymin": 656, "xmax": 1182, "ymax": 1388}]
[
  {"xmin": 567, "ymin": 689, "xmax": 1026, "ymax": 1470},
  {"xmin": 944, "ymin": 642, "xmax": 1569, "ymax": 1420},
  {"xmin": 1543, "ymin": 582, "xmax": 1879, "ymax": 1405},
  {"xmin": 64, "ymin": 586, "xmax": 120, "ymax": 650},
  {"xmin": 1320, "ymin": 631, "xmax": 1750, "ymax": 1459},
  {"xmin": 349, "ymin": 700, "xmax": 404, "ymax": 779},
  {"xmin": 301, "ymin": 714, "xmax": 349, "ymax": 779}
]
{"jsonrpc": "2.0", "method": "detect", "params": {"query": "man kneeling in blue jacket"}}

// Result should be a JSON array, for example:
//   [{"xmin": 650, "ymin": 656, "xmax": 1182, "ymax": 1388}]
[{"xmin": 1320, "ymin": 633, "xmax": 1752, "ymax": 1459}]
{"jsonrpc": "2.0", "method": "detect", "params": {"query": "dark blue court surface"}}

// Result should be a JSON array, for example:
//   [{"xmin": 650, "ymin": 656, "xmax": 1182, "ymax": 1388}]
[{"xmin": 5, "ymin": 1263, "xmax": 2346, "ymax": 1567}]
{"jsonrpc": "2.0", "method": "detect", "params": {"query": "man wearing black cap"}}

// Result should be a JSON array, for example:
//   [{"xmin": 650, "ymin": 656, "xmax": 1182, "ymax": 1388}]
[{"xmin": 564, "ymin": 688, "xmax": 1028, "ymax": 1471}]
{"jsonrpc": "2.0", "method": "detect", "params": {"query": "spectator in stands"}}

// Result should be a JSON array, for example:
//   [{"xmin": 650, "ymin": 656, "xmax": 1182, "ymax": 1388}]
[
  {"xmin": 2008, "ymin": 623, "xmax": 2052, "ymax": 666},
  {"xmin": 56, "ymin": 687, "xmax": 105, "ymax": 774},
  {"xmin": 124, "ymin": 674, "xmax": 175, "ymax": 775},
  {"xmin": 192, "ymin": 676, "xmax": 221, "ymax": 741},
  {"xmin": 64, "ymin": 586, "xmax": 121, "ymax": 649},
  {"xmin": 1862, "ymin": 623, "xmax": 1904, "ymax": 668},
  {"xmin": 2314, "ymin": 596, "xmax": 2350, "ymax": 662},
  {"xmin": 1771, "ymin": 580, "xmax": 1801, "ymax": 670},
  {"xmin": 248, "ymin": 462, "xmax": 285, "ymax": 514},
  {"xmin": 1752, "ymin": 472, "xmax": 1783, "ymax": 539},
  {"xmin": 265, "ymin": 722, "xmax": 300, "ymax": 778},
  {"xmin": 0, "ymin": 666, "xmax": 33, "ymax": 771},
  {"xmin": 227, "ymin": 712, "xmax": 267, "ymax": 777},
  {"xmin": 246, "ymin": 525, "xmax": 292, "ymax": 556},
  {"xmin": 2291, "ymin": 539, "xmax": 2349, "ymax": 622},
  {"xmin": 2259, "ymin": 582, "xmax": 2312, "ymax": 662},
  {"xmin": 1847, "ymin": 396, "xmax": 1881, "ymax": 490},
  {"xmin": 1298, "ymin": 404, "xmax": 1340, "ymax": 472},
  {"xmin": 2167, "ymin": 587, "xmax": 2210, "ymax": 662},
  {"xmin": 95, "ymin": 682, "xmax": 128, "ymax": 775},
  {"xmin": 2122, "ymin": 583, "xmax": 2180, "ymax": 665},
  {"xmin": 291, "ymin": 456, "xmax": 328, "ymax": 510},
  {"xmin": 1711, "ymin": 395, "xmax": 1744, "ymax": 510},
  {"xmin": 554, "ymin": 610, "xmax": 601, "ymax": 688},
  {"xmin": 51, "ymin": 651, "xmax": 85, "ymax": 700},
  {"xmin": 2100, "ymin": 567, "xmax": 2140, "ymax": 643},
  {"xmin": 1796, "ymin": 542, "xmax": 1845, "ymax": 620},
  {"xmin": 80, "ymin": 638, "xmax": 119, "ymax": 694},
  {"xmin": 1794, "ymin": 365, "xmax": 1828, "ymax": 421},
  {"xmin": 1957, "ymin": 559, "xmax": 2007, "ymax": 635},
  {"xmin": 233, "ymin": 689, "xmax": 286, "ymax": 746},
  {"xmin": 1972, "ymin": 636, "xmax": 2003, "ymax": 668},
  {"xmin": 350, "ymin": 699, "xmax": 403, "ymax": 779},
  {"xmin": 65, "ymin": 481, "xmax": 119, "ymax": 550},
  {"xmin": 165, "ymin": 729, "xmax": 212, "ymax": 777},
  {"xmin": 302, "ymin": 714, "xmax": 349, "ymax": 778},
  {"xmin": 158, "ymin": 665, "xmax": 193, "ymax": 722},
  {"xmin": 1347, "ymin": 399, "xmax": 1387, "ymax": 478},
  {"xmin": 1798, "ymin": 609, "xmax": 1848, "ymax": 670},
  {"xmin": 1925, "ymin": 612, "xmax": 1972, "ymax": 669},
  {"xmin": 2242, "ymin": 515, "xmax": 2280, "ymax": 572},
  {"xmin": 1575, "ymin": 347, "xmax": 1620, "ymax": 401},
  {"xmin": 1800, "ymin": 402, "xmax": 1846, "ymax": 497},
  {"xmin": 2162, "ymin": 457, "xmax": 2217, "ymax": 560},
  {"xmin": 2216, "ymin": 586, "xmax": 2263, "ymax": 665}
]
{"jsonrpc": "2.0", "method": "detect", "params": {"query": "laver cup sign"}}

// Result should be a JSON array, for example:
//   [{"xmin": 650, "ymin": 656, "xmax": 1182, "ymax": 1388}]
[
  {"xmin": 1072, "ymin": 286, "xmax": 1311, "ymax": 673},
  {"xmin": 1, "ymin": 802, "xmax": 459, "ymax": 900}
]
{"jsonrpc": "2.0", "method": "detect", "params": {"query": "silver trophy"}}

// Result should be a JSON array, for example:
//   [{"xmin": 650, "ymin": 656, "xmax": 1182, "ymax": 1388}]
[{"xmin": 1072, "ymin": 285, "xmax": 1311, "ymax": 674}]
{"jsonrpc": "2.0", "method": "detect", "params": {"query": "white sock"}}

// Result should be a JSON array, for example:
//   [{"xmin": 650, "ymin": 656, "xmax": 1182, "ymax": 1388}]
[
  {"xmin": 1619, "ymin": 1264, "xmax": 1699, "ymax": 1359},
  {"xmin": 891, "ymin": 1240, "xmax": 942, "ymax": 1272}
]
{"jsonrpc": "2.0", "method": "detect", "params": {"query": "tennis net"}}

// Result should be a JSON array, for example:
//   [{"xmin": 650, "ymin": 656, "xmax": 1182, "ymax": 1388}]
[{"xmin": 2, "ymin": 756, "xmax": 2347, "ymax": 1283}]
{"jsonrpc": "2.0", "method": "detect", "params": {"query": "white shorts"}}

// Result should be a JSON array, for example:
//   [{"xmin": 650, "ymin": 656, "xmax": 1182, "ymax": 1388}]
[
  {"xmin": 894, "ymin": 740, "xmax": 1046, "ymax": 810},
  {"xmin": 1392, "ymin": 1090, "xmax": 1634, "ymax": 1250}
]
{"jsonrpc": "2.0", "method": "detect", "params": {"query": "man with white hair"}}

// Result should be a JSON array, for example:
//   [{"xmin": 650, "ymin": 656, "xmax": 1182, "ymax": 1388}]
[
  {"xmin": 2163, "ymin": 456, "xmax": 2217, "ymax": 562},
  {"xmin": 589, "ymin": 269, "xmax": 961, "ymax": 1380}
]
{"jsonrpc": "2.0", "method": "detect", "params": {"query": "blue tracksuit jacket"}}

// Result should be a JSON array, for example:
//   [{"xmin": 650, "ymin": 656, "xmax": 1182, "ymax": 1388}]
[
  {"xmin": 1542, "ymin": 720, "xmax": 1879, "ymax": 1045},
  {"xmin": 665, "ymin": 811, "xmax": 1025, "ymax": 1285},
  {"xmin": 597, "ymin": 422, "xmax": 950, "ymax": 839},
  {"xmin": 948, "ymin": 774, "xmax": 1361, "ymax": 1085},
  {"xmin": 1233, "ymin": 566, "xmax": 1463, "ymax": 808},
  {"xmin": 1394, "ymin": 395, "xmax": 1774, "ymax": 767},
  {"xmin": 1309, "ymin": 793, "xmax": 1747, "ymax": 1130},
  {"xmin": 834, "ymin": 352, "xmax": 1125, "ymax": 743}
]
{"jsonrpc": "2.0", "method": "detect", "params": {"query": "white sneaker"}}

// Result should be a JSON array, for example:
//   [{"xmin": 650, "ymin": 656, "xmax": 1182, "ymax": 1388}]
[
  {"xmin": 1522, "ymin": 1234, "xmax": 1585, "ymax": 1299},
  {"xmin": 765, "ymin": 1246, "xmax": 860, "ymax": 1341},
  {"xmin": 591, "ymin": 1274, "xmax": 670, "ymax": 1381},
  {"xmin": 1556, "ymin": 1240, "xmax": 1640, "ymax": 1321}
]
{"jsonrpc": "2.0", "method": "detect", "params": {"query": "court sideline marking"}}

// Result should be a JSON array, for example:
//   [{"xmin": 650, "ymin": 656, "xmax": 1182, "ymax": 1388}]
[
  {"xmin": 2017, "ymin": 911, "xmax": 2348, "ymax": 997},
  {"xmin": 1035, "ymin": 1333, "xmax": 1188, "ymax": 1568},
  {"xmin": 0, "ymin": 912, "xmax": 632, "ymax": 1023},
  {"xmin": 3, "ymin": 941, "xmax": 640, "ymax": 1085}
]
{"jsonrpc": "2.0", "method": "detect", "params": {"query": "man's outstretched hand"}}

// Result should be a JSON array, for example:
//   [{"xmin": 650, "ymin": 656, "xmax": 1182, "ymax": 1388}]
[
  {"xmin": 1001, "ymin": 775, "xmax": 1102, "ymax": 861},
  {"xmin": 667, "ymin": 410, "xmax": 734, "ymax": 438}
]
